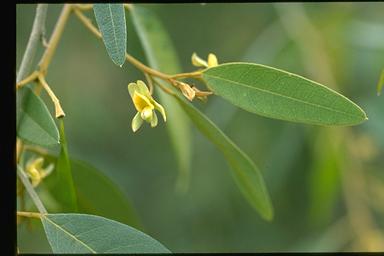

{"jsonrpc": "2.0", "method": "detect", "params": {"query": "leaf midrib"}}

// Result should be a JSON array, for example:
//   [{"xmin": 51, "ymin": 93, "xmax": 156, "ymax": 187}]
[
  {"xmin": 204, "ymin": 73, "xmax": 361, "ymax": 119},
  {"xmin": 43, "ymin": 215, "xmax": 96, "ymax": 253},
  {"xmin": 107, "ymin": 4, "xmax": 119, "ymax": 58}
]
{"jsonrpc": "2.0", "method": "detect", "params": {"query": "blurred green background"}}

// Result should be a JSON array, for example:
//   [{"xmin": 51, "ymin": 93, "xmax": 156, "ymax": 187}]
[{"xmin": 17, "ymin": 3, "xmax": 384, "ymax": 252}]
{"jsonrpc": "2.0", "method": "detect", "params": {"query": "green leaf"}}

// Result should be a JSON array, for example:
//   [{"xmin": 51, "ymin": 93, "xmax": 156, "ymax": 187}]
[
  {"xmin": 377, "ymin": 68, "xmax": 384, "ymax": 96},
  {"xmin": 176, "ymin": 96, "xmax": 273, "ymax": 221},
  {"xmin": 41, "ymin": 213, "xmax": 171, "ymax": 253},
  {"xmin": 130, "ymin": 5, "xmax": 272, "ymax": 219},
  {"xmin": 50, "ymin": 120, "xmax": 78, "ymax": 212},
  {"xmin": 71, "ymin": 159, "xmax": 142, "ymax": 229},
  {"xmin": 202, "ymin": 63, "xmax": 368, "ymax": 126},
  {"xmin": 93, "ymin": 4, "xmax": 126, "ymax": 66},
  {"xmin": 17, "ymin": 86, "xmax": 59, "ymax": 146},
  {"xmin": 130, "ymin": 5, "xmax": 192, "ymax": 192}
]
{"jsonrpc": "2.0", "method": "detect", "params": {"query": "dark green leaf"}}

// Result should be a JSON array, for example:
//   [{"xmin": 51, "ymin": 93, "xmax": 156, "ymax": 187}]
[
  {"xmin": 17, "ymin": 86, "xmax": 59, "ymax": 146},
  {"xmin": 93, "ymin": 4, "xmax": 126, "ymax": 66},
  {"xmin": 175, "ymin": 97, "xmax": 273, "ymax": 221},
  {"xmin": 41, "ymin": 213, "xmax": 171, "ymax": 253},
  {"xmin": 50, "ymin": 120, "xmax": 78, "ymax": 212},
  {"xmin": 130, "ymin": 5, "xmax": 192, "ymax": 192},
  {"xmin": 202, "ymin": 63, "xmax": 367, "ymax": 126},
  {"xmin": 71, "ymin": 159, "xmax": 142, "ymax": 229}
]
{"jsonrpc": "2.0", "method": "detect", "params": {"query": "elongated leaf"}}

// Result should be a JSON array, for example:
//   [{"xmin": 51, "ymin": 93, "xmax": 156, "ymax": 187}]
[
  {"xmin": 130, "ymin": 5, "xmax": 272, "ymax": 219},
  {"xmin": 202, "ymin": 63, "xmax": 367, "ymax": 126},
  {"xmin": 41, "ymin": 213, "xmax": 170, "ymax": 253},
  {"xmin": 17, "ymin": 86, "xmax": 59, "ymax": 146},
  {"xmin": 130, "ymin": 5, "xmax": 192, "ymax": 192},
  {"xmin": 377, "ymin": 69, "xmax": 384, "ymax": 96},
  {"xmin": 50, "ymin": 120, "xmax": 78, "ymax": 212},
  {"xmin": 71, "ymin": 159, "xmax": 142, "ymax": 229},
  {"xmin": 175, "ymin": 96, "xmax": 273, "ymax": 220},
  {"xmin": 93, "ymin": 4, "xmax": 126, "ymax": 66}
]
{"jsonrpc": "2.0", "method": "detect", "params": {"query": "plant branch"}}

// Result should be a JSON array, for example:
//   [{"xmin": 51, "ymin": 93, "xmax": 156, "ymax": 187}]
[
  {"xmin": 39, "ymin": 4, "xmax": 72, "ymax": 74},
  {"xmin": 17, "ymin": 4, "xmax": 48, "ymax": 83},
  {"xmin": 17, "ymin": 165, "xmax": 47, "ymax": 214},
  {"xmin": 73, "ymin": 7, "xmax": 203, "ymax": 84},
  {"xmin": 74, "ymin": 4, "xmax": 93, "ymax": 11},
  {"xmin": 169, "ymin": 71, "xmax": 203, "ymax": 79},
  {"xmin": 37, "ymin": 74, "xmax": 65, "ymax": 118},
  {"xmin": 73, "ymin": 8, "xmax": 101, "ymax": 38},
  {"xmin": 17, "ymin": 211, "xmax": 42, "ymax": 219},
  {"xmin": 16, "ymin": 71, "xmax": 39, "ymax": 89}
]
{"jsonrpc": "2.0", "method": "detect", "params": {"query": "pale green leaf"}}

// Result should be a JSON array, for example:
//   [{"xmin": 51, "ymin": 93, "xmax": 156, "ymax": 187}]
[
  {"xmin": 71, "ymin": 159, "xmax": 142, "ymax": 229},
  {"xmin": 41, "ymin": 213, "xmax": 171, "ymax": 253},
  {"xmin": 175, "ymin": 96, "xmax": 273, "ymax": 221},
  {"xmin": 130, "ymin": 5, "xmax": 192, "ymax": 192},
  {"xmin": 49, "ymin": 120, "xmax": 78, "ymax": 212},
  {"xmin": 93, "ymin": 4, "xmax": 126, "ymax": 66},
  {"xmin": 17, "ymin": 86, "xmax": 59, "ymax": 146},
  {"xmin": 202, "ymin": 63, "xmax": 368, "ymax": 126}
]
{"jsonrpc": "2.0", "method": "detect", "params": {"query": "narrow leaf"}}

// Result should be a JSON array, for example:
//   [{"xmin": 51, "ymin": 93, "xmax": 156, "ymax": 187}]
[
  {"xmin": 41, "ymin": 213, "xmax": 170, "ymax": 253},
  {"xmin": 71, "ymin": 159, "xmax": 142, "ymax": 229},
  {"xmin": 130, "ymin": 5, "xmax": 192, "ymax": 192},
  {"xmin": 50, "ymin": 120, "xmax": 78, "ymax": 212},
  {"xmin": 175, "ymin": 96, "xmax": 273, "ymax": 220},
  {"xmin": 17, "ymin": 86, "xmax": 59, "ymax": 146},
  {"xmin": 93, "ymin": 4, "xmax": 126, "ymax": 66},
  {"xmin": 377, "ymin": 68, "xmax": 384, "ymax": 96},
  {"xmin": 130, "ymin": 5, "xmax": 273, "ymax": 219},
  {"xmin": 202, "ymin": 63, "xmax": 368, "ymax": 126}
]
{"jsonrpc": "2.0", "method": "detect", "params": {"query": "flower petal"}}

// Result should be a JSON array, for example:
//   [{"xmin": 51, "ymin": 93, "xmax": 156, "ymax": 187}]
[
  {"xmin": 133, "ymin": 92, "xmax": 154, "ymax": 112},
  {"xmin": 191, "ymin": 52, "xmax": 208, "ymax": 68},
  {"xmin": 128, "ymin": 82, "xmax": 139, "ymax": 98},
  {"xmin": 207, "ymin": 53, "xmax": 218, "ymax": 67},
  {"xmin": 151, "ymin": 99, "xmax": 166, "ymax": 122},
  {"xmin": 132, "ymin": 112, "xmax": 144, "ymax": 132},
  {"xmin": 141, "ymin": 106, "xmax": 153, "ymax": 122},
  {"xmin": 150, "ymin": 111, "xmax": 158, "ymax": 127},
  {"xmin": 136, "ymin": 80, "xmax": 151, "ymax": 97}
]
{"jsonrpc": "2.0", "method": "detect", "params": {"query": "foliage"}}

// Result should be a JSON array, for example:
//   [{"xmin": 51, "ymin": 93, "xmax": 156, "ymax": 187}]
[{"xmin": 16, "ymin": 3, "xmax": 384, "ymax": 253}]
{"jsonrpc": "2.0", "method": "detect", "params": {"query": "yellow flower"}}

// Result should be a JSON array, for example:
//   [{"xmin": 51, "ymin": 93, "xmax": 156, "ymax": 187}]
[
  {"xmin": 25, "ymin": 157, "xmax": 54, "ymax": 187},
  {"xmin": 191, "ymin": 52, "xmax": 219, "ymax": 68},
  {"xmin": 128, "ymin": 80, "xmax": 166, "ymax": 132}
]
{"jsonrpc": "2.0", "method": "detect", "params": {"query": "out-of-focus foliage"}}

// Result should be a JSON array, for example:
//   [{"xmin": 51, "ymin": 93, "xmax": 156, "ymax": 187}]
[{"xmin": 17, "ymin": 3, "xmax": 384, "ymax": 252}]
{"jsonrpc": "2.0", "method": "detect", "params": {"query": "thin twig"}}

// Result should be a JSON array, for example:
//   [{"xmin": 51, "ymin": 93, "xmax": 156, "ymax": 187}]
[
  {"xmin": 17, "ymin": 165, "xmax": 47, "ymax": 214},
  {"xmin": 23, "ymin": 144, "xmax": 50, "ymax": 156},
  {"xmin": 16, "ymin": 71, "xmax": 39, "ymax": 89},
  {"xmin": 73, "ymin": 8, "xmax": 101, "ymax": 38},
  {"xmin": 17, "ymin": 4, "xmax": 48, "ymax": 83},
  {"xmin": 17, "ymin": 211, "xmax": 42, "ymax": 219},
  {"xmin": 39, "ymin": 4, "xmax": 72, "ymax": 74},
  {"xmin": 37, "ymin": 74, "xmax": 65, "ymax": 118},
  {"xmin": 169, "ymin": 71, "xmax": 202, "ymax": 79},
  {"xmin": 73, "ymin": 8, "xmax": 203, "ymax": 86},
  {"xmin": 74, "ymin": 4, "xmax": 93, "ymax": 11}
]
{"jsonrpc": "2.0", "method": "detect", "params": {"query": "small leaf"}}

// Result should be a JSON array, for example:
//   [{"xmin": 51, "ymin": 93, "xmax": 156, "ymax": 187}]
[
  {"xmin": 202, "ymin": 63, "xmax": 367, "ymax": 126},
  {"xmin": 41, "ymin": 213, "xmax": 171, "ymax": 253},
  {"xmin": 17, "ymin": 86, "xmax": 59, "ymax": 146},
  {"xmin": 175, "ymin": 96, "xmax": 273, "ymax": 221},
  {"xmin": 130, "ymin": 5, "xmax": 192, "ymax": 192},
  {"xmin": 49, "ymin": 120, "xmax": 78, "ymax": 212},
  {"xmin": 93, "ymin": 4, "xmax": 126, "ymax": 66},
  {"xmin": 71, "ymin": 159, "xmax": 142, "ymax": 229},
  {"xmin": 377, "ymin": 68, "xmax": 384, "ymax": 96}
]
